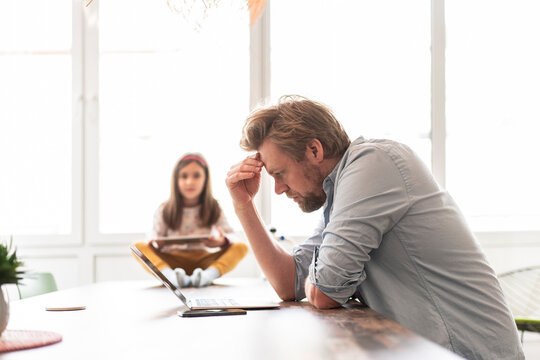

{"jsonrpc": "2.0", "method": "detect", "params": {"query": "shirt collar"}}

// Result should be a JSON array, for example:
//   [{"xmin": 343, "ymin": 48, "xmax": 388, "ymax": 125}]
[{"xmin": 323, "ymin": 136, "xmax": 365, "ymax": 192}]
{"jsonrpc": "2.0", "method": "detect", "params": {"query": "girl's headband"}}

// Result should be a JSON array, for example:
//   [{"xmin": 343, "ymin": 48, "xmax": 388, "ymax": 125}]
[{"xmin": 181, "ymin": 155, "xmax": 207, "ymax": 167}]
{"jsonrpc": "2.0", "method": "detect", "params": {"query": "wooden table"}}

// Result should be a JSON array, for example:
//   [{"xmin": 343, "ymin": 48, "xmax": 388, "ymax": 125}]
[{"xmin": 4, "ymin": 278, "xmax": 462, "ymax": 359}]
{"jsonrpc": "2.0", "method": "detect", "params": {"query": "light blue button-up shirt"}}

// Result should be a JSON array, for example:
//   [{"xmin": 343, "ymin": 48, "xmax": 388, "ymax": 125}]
[{"xmin": 293, "ymin": 137, "xmax": 524, "ymax": 360}]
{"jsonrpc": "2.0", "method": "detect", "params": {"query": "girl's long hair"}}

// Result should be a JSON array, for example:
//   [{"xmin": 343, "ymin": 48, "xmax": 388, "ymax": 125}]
[{"xmin": 161, "ymin": 153, "xmax": 221, "ymax": 230}]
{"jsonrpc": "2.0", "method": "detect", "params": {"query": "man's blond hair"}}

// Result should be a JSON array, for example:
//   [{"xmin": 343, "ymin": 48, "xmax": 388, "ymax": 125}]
[{"xmin": 240, "ymin": 95, "xmax": 350, "ymax": 161}]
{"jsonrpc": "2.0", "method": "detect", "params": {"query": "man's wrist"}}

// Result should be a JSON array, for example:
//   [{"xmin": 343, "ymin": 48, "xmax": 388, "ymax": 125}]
[{"xmin": 233, "ymin": 200, "xmax": 256, "ymax": 214}]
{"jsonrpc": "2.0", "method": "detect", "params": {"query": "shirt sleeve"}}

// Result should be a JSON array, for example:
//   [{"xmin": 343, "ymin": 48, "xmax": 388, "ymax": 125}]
[
  {"xmin": 309, "ymin": 146, "xmax": 410, "ymax": 304},
  {"xmin": 292, "ymin": 214, "xmax": 325, "ymax": 300},
  {"xmin": 152, "ymin": 204, "xmax": 168, "ymax": 238}
]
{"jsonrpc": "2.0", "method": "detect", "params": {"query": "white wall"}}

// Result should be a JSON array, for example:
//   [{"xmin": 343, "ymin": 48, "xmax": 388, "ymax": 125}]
[
  {"xmin": 479, "ymin": 236, "xmax": 540, "ymax": 274},
  {"xmin": 17, "ymin": 232, "xmax": 262, "ymax": 292},
  {"xmin": 15, "ymin": 230, "xmax": 540, "ymax": 293}
]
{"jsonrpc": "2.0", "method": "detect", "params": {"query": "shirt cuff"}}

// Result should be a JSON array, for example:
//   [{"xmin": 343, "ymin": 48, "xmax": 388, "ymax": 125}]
[
  {"xmin": 307, "ymin": 247, "xmax": 360, "ymax": 304},
  {"xmin": 293, "ymin": 245, "xmax": 312, "ymax": 300}
]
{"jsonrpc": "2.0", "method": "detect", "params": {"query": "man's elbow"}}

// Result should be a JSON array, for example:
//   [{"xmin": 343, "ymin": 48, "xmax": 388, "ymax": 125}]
[
  {"xmin": 308, "ymin": 290, "xmax": 340, "ymax": 309},
  {"xmin": 275, "ymin": 287, "xmax": 295, "ymax": 301},
  {"xmin": 279, "ymin": 294, "xmax": 295, "ymax": 302}
]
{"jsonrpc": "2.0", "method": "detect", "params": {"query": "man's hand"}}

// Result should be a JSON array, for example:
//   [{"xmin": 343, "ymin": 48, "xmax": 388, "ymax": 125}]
[
  {"xmin": 226, "ymin": 154, "xmax": 264, "ymax": 210},
  {"xmin": 305, "ymin": 278, "xmax": 340, "ymax": 309}
]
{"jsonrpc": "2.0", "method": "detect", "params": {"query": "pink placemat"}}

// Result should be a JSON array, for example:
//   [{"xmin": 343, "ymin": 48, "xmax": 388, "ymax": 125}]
[{"xmin": 0, "ymin": 329, "xmax": 62, "ymax": 353}]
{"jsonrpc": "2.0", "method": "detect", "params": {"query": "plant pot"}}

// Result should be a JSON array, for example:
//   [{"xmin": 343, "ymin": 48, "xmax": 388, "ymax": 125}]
[{"xmin": 0, "ymin": 286, "xmax": 9, "ymax": 336}]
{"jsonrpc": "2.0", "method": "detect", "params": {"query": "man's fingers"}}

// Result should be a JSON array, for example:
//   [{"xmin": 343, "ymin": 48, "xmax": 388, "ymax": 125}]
[
  {"xmin": 226, "ymin": 170, "xmax": 256, "ymax": 184},
  {"xmin": 227, "ymin": 157, "xmax": 263, "ymax": 184},
  {"xmin": 230, "ymin": 156, "xmax": 263, "ymax": 170},
  {"xmin": 228, "ymin": 164, "xmax": 261, "ymax": 177}
]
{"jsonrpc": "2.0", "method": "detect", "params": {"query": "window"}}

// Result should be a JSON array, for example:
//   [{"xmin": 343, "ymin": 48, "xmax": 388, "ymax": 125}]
[
  {"xmin": 446, "ymin": 0, "xmax": 540, "ymax": 231},
  {"xmin": 2, "ymin": 0, "xmax": 539, "ymax": 245},
  {"xmin": 0, "ymin": 1, "xmax": 79, "ymax": 241},
  {"xmin": 91, "ymin": 0, "xmax": 249, "ymax": 239},
  {"xmin": 269, "ymin": 0, "xmax": 431, "ymax": 236}
]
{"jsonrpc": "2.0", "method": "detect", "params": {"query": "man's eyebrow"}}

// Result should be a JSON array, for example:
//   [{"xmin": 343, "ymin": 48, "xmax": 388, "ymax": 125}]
[{"xmin": 266, "ymin": 167, "xmax": 281, "ymax": 176}]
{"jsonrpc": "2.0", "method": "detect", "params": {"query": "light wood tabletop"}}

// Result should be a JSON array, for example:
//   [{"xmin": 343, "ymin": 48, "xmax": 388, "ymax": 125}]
[{"xmin": 4, "ymin": 278, "xmax": 462, "ymax": 359}]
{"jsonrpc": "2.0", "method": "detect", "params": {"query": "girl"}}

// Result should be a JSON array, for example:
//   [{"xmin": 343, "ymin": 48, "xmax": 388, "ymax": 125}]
[{"xmin": 133, "ymin": 153, "xmax": 248, "ymax": 287}]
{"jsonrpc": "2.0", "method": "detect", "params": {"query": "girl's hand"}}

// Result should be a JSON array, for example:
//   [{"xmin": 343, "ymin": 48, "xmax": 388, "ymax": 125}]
[
  {"xmin": 226, "ymin": 153, "xmax": 263, "ymax": 210},
  {"xmin": 151, "ymin": 239, "xmax": 166, "ymax": 250},
  {"xmin": 201, "ymin": 226, "xmax": 228, "ymax": 248}
]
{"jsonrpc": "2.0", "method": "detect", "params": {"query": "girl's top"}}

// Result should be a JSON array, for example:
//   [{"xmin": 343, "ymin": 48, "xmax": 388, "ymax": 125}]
[{"xmin": 152, "ymin": 204, "xmax": 233, "ymax": 252}]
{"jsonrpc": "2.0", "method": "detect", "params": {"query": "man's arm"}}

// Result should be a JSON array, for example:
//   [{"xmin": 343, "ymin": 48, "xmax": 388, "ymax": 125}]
[
  {"xmin": 236, "ymin": 203, "xmax": 296, "ymax": 300},
  {"xmin": 305, "ymin": 278, "xmax": 340, "ymax": 309},
  {"xmin": 226, "ymin": 155, "xmax": 296, "ymax": 300}
]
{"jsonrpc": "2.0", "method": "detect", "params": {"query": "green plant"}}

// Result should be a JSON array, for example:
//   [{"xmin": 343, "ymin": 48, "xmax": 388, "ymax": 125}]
[{"xmin": 0, "ymin": 237, "xmax": 24, "ymax": 285}]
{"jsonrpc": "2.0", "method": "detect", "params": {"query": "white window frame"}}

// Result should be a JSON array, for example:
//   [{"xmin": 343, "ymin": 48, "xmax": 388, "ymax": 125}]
[
  {"xmin": 82, "ymin": 1, "xmax": 141, "ymax": 245},
  {"xmin": 431, "ymin": 0, "xmax": 446, "ymax": 188},
  {"xmin": 14, "ymin": 0, "xmax": 84, "ymax": 248},
  {"xmin": 10, "ymin": 0, "xmax": 540, "ymax": 247},
  {"xmin": 249, "ymin": 1, "xmax": 272, "ymax": 225},
  {"xmin": 252, "ymin": 0, "xmax": 540, "ymax": 246}
]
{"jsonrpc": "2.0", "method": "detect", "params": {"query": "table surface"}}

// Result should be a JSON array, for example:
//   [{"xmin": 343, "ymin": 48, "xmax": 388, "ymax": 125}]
[{"xmin": 4, "ymin": 278, "xmax": 462, "ymax": 359}]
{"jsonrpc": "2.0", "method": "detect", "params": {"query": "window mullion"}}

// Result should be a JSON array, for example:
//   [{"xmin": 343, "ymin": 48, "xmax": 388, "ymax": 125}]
[
  {"xmin": 83, "ymin": 1, "xmax": 100, "ymax": 243},
  {"xmin": 249, "ymin": 1, "xmax": 272, "ymax": 225},
  {"xmin": 431, "ymin": 0, "xmax": 446, "ymax": 188},
  {"xmin": 72, "ymin": 0, "xmax": 84, "ymax": 245}
]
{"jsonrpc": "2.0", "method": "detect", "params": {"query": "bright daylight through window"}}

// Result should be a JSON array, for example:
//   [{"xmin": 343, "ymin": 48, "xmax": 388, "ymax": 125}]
[
  {"xmin": 446, "ymin": 0, "xmax": 540, "ymax": 232},
  {"xmin": 97, "ymin": 0, "xmax": 249, "ymax": 235},
  {"xmin": 270, "ymin": 0, "xmax": 430, "ymax": 236},
  {"xmin": 0, "ymin": 0, "xmax": 539, "ymax": 243},
  {"xmin": 0, "ymin": 1, "xmax": 73, "ymax": 236}
]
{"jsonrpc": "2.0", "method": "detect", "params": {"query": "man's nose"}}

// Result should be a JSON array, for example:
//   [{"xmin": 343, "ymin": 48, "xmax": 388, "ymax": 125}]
[{"xmin": 274, "ymin": 181, "xmax": 289, "ymax": 195}]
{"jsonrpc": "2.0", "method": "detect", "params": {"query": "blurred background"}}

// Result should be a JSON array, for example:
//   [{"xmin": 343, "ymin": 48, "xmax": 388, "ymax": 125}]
[{"xmin": 0, "ymin": 0, "xmax": 539, "ymax": 289}]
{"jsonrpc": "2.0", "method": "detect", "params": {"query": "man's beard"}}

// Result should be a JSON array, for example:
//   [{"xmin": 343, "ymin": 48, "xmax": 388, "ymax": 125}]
[
  {"xmin": 297, "ymin": 191, "xmax": 326, "ymax": 212},
  {"xmin": 288, "ymin": 162, "xmax": 326, "ymax": 213}
]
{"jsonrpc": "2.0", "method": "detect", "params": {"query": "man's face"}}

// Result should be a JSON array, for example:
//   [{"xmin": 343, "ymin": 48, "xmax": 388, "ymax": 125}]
[{"xmin": 258, "ymin": 139, "xmax": 326, "ymax": 213}]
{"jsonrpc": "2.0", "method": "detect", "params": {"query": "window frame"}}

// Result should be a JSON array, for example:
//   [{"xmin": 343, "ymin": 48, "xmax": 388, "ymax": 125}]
[
  {"xmin": 9, "ymin": 0, "xmax": 84, "ymax": 247},
  {"xmin": 8, "ymin": 0, "xmax": 540, "ymax": 247},
  {"xmin": 83, "ymin": 1, "xmax": 153, "ymax": 245},
  {"xmin": 257, "ymin": 0, "xmax": 540, "ymax": 245}
]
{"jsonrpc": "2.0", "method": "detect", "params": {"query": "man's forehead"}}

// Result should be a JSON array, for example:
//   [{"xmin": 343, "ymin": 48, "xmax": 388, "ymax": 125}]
[
  {"xmin": 258, "ymin": 139, "xmax": 291, "ymax": 173},
  {"xmin": 258, "ymin": 152, "xmax": 274, "ymax": 173}
]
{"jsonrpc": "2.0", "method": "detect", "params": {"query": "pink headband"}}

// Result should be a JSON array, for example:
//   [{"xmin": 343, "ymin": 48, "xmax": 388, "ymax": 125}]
[{"xmin": 181, "ymin": 155, "xmax": 207, "ymax": 167}]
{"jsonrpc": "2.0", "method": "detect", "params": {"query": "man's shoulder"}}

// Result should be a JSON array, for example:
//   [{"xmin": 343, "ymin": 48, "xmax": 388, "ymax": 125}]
[
  {"xmin": 350, "ymin": 137, "xmax": 407, "ymax": 151},
  {"xmin": 346, "ymin": 137, "xmax": 419, "ymax": 165},
  {"xmin": 331, "ymin": 137, "xmax": 421, "ymax": 187},
  {"xmin": 343, "ymin": 137, "xmax": 408, "ymax": 165}
]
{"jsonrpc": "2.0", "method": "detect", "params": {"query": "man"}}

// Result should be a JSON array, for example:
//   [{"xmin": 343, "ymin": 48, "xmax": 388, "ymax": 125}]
[{"xmin": 226, "ymin": 95, "xmax": 524, "ymax": 360}]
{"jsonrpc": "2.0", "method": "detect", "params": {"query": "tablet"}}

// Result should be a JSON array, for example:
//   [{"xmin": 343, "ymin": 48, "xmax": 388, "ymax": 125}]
[
  {"xmin": 46, "ymin": 305, "xmax": 86, "ymax": 311},
  {"xmin": 152, "ymin": 234, "xmax": 212, "ymax": 246}
]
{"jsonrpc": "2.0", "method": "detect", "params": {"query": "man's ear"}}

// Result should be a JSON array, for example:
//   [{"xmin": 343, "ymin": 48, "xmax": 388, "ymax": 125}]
[{"xmin": 305, "ymin": 139, "xmax": 324, "ymax": 164}]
